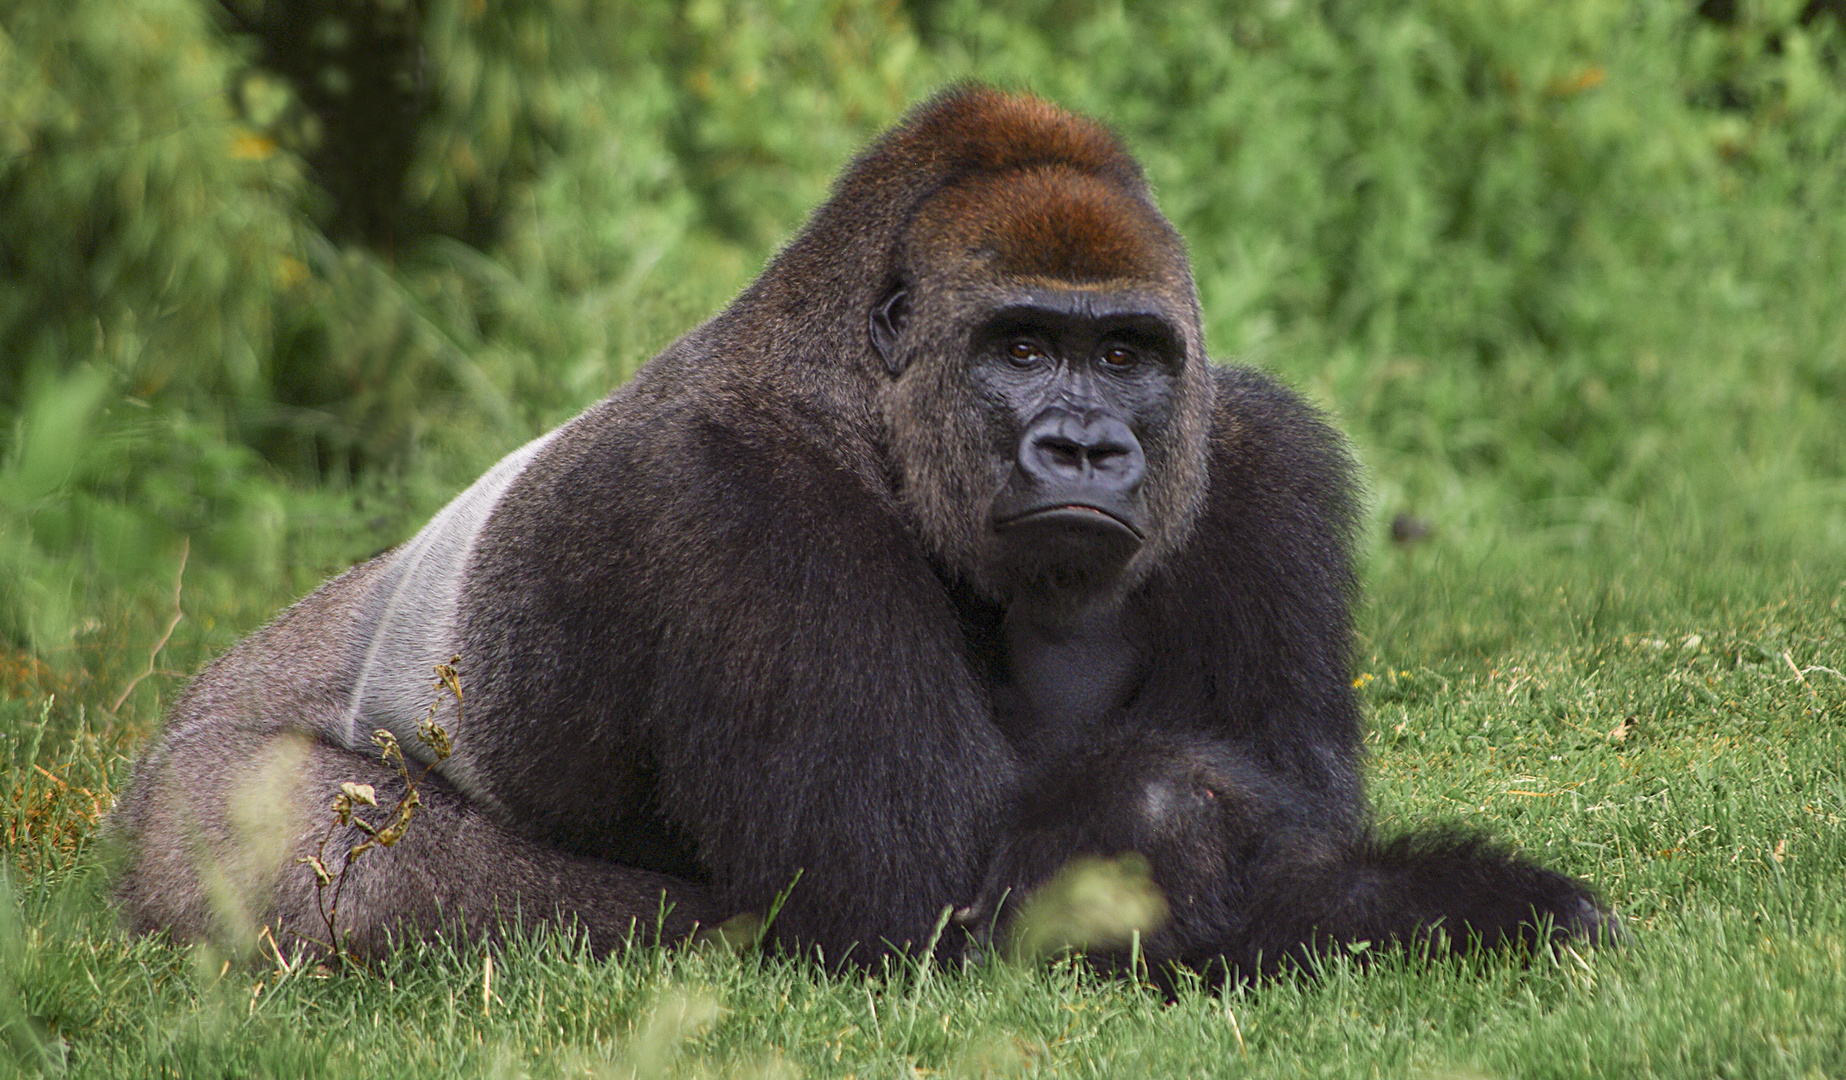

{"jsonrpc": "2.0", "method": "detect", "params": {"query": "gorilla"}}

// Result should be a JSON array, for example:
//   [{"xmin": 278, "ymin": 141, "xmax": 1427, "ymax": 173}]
[{"xmin": 114, "ymin": 86, "xmax": 1608, "ymax": 978}]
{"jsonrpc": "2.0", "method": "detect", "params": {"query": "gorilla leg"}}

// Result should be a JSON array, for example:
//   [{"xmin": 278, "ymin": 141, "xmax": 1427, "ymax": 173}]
[{"xmin": 113, "ymin": 722, "xmax": 718, "ymax": 961}]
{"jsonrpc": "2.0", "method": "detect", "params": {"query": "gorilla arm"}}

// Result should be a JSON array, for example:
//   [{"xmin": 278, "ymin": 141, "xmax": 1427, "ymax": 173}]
[
  {"xmin": 455, "ymin": 389, "xmax": 1021, "ymax": 964},
  {"xmin": 970, "ymin": 733, "xmax": 1607, "ymax": 985}
]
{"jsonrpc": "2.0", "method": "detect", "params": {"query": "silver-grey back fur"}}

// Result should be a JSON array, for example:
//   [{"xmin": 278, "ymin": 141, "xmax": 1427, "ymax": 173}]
[{"xmin": 339, "ymin": 426, "xmax": 562, "ymax": 806}]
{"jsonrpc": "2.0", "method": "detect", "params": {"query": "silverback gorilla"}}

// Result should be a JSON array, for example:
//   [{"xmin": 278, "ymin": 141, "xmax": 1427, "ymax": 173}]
[{"xmin": 114, "ymin": 86, "xmax": 1607, "ymax": 979}]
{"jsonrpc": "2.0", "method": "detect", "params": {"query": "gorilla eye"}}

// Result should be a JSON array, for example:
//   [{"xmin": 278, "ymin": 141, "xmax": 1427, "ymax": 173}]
[
  {"xmin": 1099, "ymin": 345, "xmax": 1138, "ymax": 370},
  {"xmin": 1007, "ymin": 340, "xmax": 1046, "ymax": 366}
]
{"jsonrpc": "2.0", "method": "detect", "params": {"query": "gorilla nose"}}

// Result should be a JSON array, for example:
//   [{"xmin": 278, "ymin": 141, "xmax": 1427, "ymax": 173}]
[{"xmin": 1019, "ymin": 412, "xmax": 1146, "ymax": 493}]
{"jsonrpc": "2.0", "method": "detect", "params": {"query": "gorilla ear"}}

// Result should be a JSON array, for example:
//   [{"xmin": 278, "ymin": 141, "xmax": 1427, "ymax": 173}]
[{"xmin": 869, "ymin": 284, "xmax": 911, "ymax": 376}]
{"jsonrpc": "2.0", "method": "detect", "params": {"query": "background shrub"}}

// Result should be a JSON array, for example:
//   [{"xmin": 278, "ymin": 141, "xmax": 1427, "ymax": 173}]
[{"xmin": 2, "ymin": 0, "xmax": 1841, "ymax": 656}]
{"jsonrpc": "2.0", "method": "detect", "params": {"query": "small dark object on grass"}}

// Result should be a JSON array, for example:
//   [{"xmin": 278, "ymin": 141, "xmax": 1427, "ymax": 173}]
[
  {"xmin": 112, "ymin": 85, "xmax": 1611, "ymax": 980},
  {"xmin": 1391, "ymin": 513, "xmax": 1433, "ymax": 545}
]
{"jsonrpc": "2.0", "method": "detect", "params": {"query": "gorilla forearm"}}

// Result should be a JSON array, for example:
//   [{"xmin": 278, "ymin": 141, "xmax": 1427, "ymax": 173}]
[
  {"xmin": 1186, "ymin": 830, "xmax": 1609, "ymax": 980},
  {"xmin": 970, "ymin": 734, "xmax": 1606, "ymax": 983}
]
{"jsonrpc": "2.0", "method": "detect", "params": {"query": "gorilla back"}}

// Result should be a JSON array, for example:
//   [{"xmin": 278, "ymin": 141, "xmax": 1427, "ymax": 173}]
[{"xmin": 115, "ymin": 86, "xmax": 1607, "ymax": 973}]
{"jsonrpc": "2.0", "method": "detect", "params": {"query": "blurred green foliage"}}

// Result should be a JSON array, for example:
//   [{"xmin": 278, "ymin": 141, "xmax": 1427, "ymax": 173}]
[{"xmin": 1, "ymin": 0, "xmax": 1843, "ymax": 657}]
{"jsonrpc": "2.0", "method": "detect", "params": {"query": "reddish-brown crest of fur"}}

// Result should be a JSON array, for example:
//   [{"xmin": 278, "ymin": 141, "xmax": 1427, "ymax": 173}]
[
  {"xmin": 867, "ymin": 86, "xmax": 1185, "ymax": 287},
  {"xmin": 914, "ymin": 168, "xmax": 1183, "ymax": 285},
  {"xmin": 876, "ymin": 85, "xmax": 1148, "ymax": 192}
]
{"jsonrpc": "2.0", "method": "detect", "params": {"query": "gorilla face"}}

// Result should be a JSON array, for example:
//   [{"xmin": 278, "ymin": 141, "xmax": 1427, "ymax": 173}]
[
  {"xmin": 873, "ymin": 282, "xmax": 1194, "ymax": 602},
  {"xmin": 972, "ymin": 291, "xmax": 1184, "ymax": 591}
]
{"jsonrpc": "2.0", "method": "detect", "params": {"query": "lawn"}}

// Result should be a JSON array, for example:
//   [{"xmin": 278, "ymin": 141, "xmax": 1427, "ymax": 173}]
[{"xmin": 4, "ymin": 534, "xmax": 1842, "ymax": 1078}]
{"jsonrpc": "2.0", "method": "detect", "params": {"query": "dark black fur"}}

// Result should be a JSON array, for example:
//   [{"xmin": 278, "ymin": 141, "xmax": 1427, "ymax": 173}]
[{"xmin": 112, "ymin": 86, "xmax": 1607, "ymax": 974}]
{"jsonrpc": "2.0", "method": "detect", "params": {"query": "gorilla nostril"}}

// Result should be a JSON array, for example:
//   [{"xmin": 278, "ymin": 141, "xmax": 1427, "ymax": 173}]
[
  {"xmin": 1037, "ymin": 436, "xmax": 1087, "ymax": 474},
  {"xmin": 1079, "ymin": 419, "xmax": 1143, "ymax": 480},
  {"xmin": 1088, "ymin": 441, "xmax": 1136, "ymax": 478},
  {"xmin": 1020, "ymin": 414, "xmax": 1147, "ymax": 490}
]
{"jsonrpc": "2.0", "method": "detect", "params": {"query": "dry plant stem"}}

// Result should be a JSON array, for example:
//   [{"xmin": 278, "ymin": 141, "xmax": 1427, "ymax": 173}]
[
  {"xmin": 110, "ymin": 538, "xmax": 188, "ymax": 714},
  {"xmin": 297, "ymin": 658, "xmax": 459, "ymax": 970}
]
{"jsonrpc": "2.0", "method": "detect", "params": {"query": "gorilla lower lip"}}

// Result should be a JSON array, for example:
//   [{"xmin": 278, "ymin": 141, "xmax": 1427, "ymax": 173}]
[{"xmin": 998, "ymin": 504, "xmax": 1145, "ymax": 541}]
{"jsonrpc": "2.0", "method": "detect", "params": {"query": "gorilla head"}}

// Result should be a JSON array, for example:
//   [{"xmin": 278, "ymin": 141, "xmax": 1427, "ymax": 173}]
[{"xmin": 861, "ymin": 91, "xmax": 1213, "ymax": 603}]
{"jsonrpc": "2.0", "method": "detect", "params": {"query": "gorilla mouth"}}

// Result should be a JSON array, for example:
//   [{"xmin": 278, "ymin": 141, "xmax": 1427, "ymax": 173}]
[{"xmin": 995, "ymin": 503, "xmax": 1146, "ymax": 543}]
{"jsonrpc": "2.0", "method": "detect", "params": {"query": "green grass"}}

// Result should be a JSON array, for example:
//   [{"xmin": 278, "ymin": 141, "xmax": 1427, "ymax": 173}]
[{"xmin": 2, "ymin": 532, "xmax": 1842, "ymax": 1078}]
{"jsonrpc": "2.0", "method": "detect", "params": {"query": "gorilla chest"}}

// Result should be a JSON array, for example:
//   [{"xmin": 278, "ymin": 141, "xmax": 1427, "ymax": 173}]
[{"xmin": 972, "ymin": 596, "xmax": 1146, "ymax": 754}]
